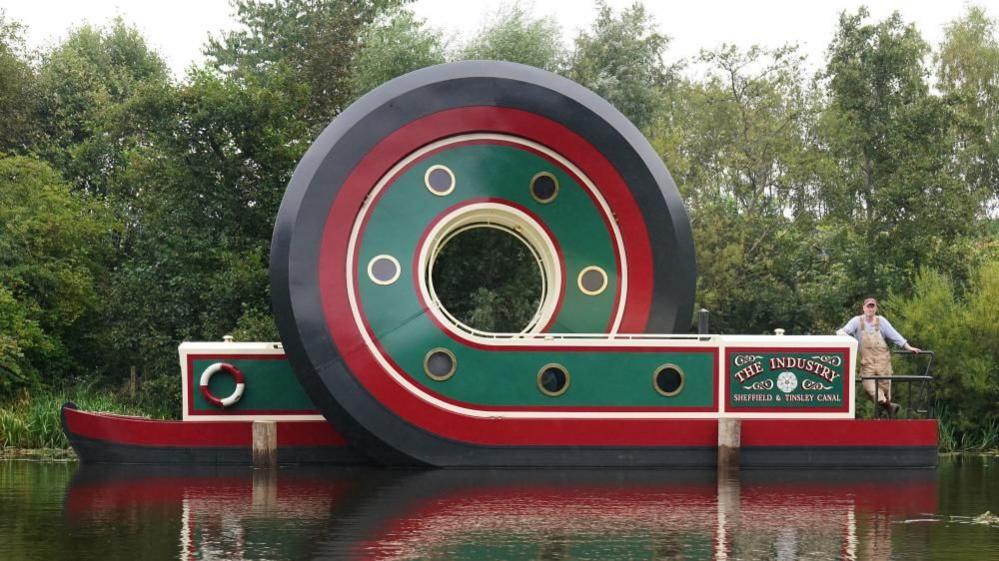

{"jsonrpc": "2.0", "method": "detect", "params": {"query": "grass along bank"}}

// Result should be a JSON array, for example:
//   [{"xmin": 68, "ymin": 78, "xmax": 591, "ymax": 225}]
[{"xmin": 0, "ymin": 388, "xmax": 167, "ymax": 451}]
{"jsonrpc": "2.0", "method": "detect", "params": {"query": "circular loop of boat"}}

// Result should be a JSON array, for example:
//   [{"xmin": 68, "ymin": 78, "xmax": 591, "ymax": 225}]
[{"xmin": 199, "ymin": 362, "xmax": 246, "ymax": 408}]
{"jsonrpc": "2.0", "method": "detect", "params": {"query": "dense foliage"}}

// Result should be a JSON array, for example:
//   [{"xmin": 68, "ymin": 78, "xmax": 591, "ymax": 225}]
[{"xmin": 0, "ymin": 2, "xmax": 996, "ymax": 440}]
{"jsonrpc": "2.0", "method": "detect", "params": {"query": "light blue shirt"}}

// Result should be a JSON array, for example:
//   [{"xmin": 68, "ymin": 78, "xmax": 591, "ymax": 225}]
[{"xmin": 839, "ymin": 315, "xmax": 908, "ymax": 348}]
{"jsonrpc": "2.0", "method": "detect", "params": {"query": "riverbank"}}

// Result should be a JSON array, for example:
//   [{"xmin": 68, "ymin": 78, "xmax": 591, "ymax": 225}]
[{"xmin": 0, "ymin": 447, "xmax": 75, "ymax": 461}]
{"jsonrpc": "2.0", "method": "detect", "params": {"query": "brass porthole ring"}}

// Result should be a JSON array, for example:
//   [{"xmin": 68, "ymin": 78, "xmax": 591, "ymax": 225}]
[
  {"xmin": 424, "ymin": 348, "xmax": 457, "ymax": 381},
  {"xmin": 529, "ymin": 171, "xmax": 559, "ymax": 204},
  {"xmin": 424, "ymin": 164, "xmax": 456, "ymax": 196},
  {"xmin": 577, "ymin": 266, "xmax": 608, "ymax": 296},
  {"xmin": 367, "ymin": 254, "xmax": 401, "ymax": 285},
  {"xmin": 537, "ymin": 363, "xmax": 570, "ymax": 397},
  {"xmin": 653, "ymin": 363, "xmax": 685, "ymax": 397}
]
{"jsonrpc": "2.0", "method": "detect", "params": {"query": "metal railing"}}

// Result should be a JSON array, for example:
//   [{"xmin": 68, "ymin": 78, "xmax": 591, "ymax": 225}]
[{"xmin": 856, "ymin": 350, "xmax": 935, "ymax": 419}]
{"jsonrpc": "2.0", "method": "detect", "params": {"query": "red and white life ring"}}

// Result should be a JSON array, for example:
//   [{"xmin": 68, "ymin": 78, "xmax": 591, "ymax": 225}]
[{"xmin": 199, "ymin": 362, "xmax": 245, "ymax": 408}]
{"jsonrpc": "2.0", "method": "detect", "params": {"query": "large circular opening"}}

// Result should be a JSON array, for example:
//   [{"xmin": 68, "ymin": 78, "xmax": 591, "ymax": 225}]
[{"xmin": 431, "ymin": 226, "xmax": 543, "ymax": 333}]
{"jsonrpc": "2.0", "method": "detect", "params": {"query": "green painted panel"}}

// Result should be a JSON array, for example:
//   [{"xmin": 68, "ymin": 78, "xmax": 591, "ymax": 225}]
[
  {"xmin": 191, "ymin": 358, "xmax": 317, "ymax": 412},
  {"xmin": 727, "ymin": 351, "xmax": 847, "ymax": 411},
  {"xmin": 354, "ymin": 142, "xmax": 714, "ymax": 409},
  {"xmin": 372, "ymin": 304, "xmax": 714, "ymax": 406},
  {"xmin": 358, "ymin": 142, "xmax": 619, "ymax": 335}
]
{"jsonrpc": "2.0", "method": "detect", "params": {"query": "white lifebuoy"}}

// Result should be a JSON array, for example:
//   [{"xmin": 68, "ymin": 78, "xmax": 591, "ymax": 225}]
[{"xmin": 199, "ymin": 362, "xmax": 246, "ymax": 408}]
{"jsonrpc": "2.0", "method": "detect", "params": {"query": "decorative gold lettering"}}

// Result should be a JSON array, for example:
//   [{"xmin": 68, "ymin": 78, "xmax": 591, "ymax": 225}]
[
  {"xmin": 734, "ymin": 361, "xmax": 764, "ymax": 383},
  {"xmin": 769, "ymin": 356, "xmax": 840, "ymax": 383}
]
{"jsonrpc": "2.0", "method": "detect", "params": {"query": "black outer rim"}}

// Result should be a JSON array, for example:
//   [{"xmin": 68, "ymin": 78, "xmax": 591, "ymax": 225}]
[{"xmin": 270, "ymin": 61, "xmax": 697, "ymax": 467}]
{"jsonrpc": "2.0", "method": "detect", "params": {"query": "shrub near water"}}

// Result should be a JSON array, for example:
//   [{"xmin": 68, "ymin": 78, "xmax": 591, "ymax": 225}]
[{"xmin": 889, "ymin": 259, "xmax": 999, "ymax": 449}]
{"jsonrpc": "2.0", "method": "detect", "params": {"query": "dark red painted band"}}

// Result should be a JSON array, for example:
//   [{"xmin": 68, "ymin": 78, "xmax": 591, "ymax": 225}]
[
  {"xmin": 741, "ymin": 419, "xmax": 938, "ymax": 447},
  {"xmin": 63, "ymin": 406, "xmax": 348, "ymax": 447}
]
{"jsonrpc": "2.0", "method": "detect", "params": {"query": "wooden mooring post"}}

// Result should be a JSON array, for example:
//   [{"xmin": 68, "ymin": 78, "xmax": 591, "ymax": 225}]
[
  {"xmin": 253, "ymin": 421, "xmax": 277, "ymax": 469},
  {"xmin": 129, "ymin": 366, "xmax": 138, "ymax": 398},
  {"xmin": 718, "ymin": 417, "xmax": 741, "ymax": 471}
]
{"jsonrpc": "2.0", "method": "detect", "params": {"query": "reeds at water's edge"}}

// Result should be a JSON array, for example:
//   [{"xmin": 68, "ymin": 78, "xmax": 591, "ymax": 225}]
[
  {"xmin": 0, "ymin": 389, "xmax": 166, "ymax": 450},
  {"xmin": 936, "ymin": 408, "xmax": 999, "ymax": 453}
]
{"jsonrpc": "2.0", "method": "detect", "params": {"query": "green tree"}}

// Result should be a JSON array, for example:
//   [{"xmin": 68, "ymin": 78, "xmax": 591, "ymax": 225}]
[
  {"xmin": 0, "ymin": 156, "xmax": 114, "ymax": 394},
  {"xmin": 33, "ymin": 18, "xmax": 171, "ymax": 196},
  {"xmin": 459, "ymin": 3, "xmax": 565, "ymax": 72},
  {"xmin": 652, "ymin": 45, "xmax": 839, "ymax": 333},
  {"xmin": 104, "ymin": 67, "xmax": 309, "ymax": 393},
  {"xmin": 819, "ymin": 9, "xmax": 977, "ymax": 301},
  {"xmin": 0, "ymin": 286, "xmax": 48, "ymax": 395},
  {"xmin": 937, "ymin": 5, "xmax": 999, "ymax": 207},
  {"xmin": 568, "ymin": 1, "xmax": 672, "ymax": 131},
  {"xmin": 206, "ymin": 0, "xmax": 404, "ymax": 127},
  {"xmin": 0, "ymin": 11, "xmax": 36, "ymax": 154},
  {"xmin": 350, "ymin": 9, "xmax": 445, "ymax": 96}
]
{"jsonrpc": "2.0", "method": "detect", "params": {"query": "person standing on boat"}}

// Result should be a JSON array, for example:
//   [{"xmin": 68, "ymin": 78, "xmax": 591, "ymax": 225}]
[{"xmin": 837, "ymin": 297, "xmax": 921, "ymax": 417}]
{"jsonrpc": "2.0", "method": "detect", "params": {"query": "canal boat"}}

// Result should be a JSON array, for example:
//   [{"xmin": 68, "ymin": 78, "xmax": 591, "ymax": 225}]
[{"xmin": 63, "ymin": 61, "xmax": 938, "ymax": 467}]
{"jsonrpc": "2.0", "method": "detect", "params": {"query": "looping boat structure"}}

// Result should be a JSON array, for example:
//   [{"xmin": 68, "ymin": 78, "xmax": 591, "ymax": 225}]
[{"xmin": 268, "ymin": 61, "xmax": 937, "ymax": 468}]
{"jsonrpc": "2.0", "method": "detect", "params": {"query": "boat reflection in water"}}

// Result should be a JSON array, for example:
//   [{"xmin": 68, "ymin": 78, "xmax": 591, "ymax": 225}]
[{"xmin": 65, "ymin": 466, "xmax": 936, "ymax": 560}]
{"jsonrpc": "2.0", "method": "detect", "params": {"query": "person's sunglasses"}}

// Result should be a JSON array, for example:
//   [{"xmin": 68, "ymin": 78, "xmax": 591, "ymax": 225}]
[{"xmin": 864, "ymin": 303, "xmax": 877, "ymax": 308}]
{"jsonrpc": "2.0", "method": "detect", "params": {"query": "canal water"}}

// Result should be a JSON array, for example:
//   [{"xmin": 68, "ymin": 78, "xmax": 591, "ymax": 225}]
[{"xmin": 1, "ymin": 456, "xmax": 997, "ymax": 560}]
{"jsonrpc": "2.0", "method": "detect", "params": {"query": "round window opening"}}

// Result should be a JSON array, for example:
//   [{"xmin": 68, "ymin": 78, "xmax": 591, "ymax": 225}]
[
  {"xmin": 538, "ymin": 364, "xmax": 570, "ymax": 396},
  {"xmin": 368, "ymin": 255, "xmax": 401, "ymax": 285},
  {"xmin": 530, "ymin": 172, "xmax": 559, "ymax": 203},
  {"xmin": 424, "ymin": 165, "xmax": 455, "ymax": 196},
  {"xmin": 653, "ymin": 365, "xmax": 685, "ymax": 397},
  {"xmin": 577, "ymin": 266, "xmax": 608, "ymax": 296},
  {"xmin": 430, "ymin": 226, "xmax": 543, "ymax": 333},
  {"xmin": 424, "ymin": 348, "xmax": 457, "ymax": 381}
]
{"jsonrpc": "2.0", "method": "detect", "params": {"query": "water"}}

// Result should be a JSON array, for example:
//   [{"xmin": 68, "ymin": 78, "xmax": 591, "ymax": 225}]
[{"xmin": 1, "ymin": 456, "xmax": 997, "ymax": 560}]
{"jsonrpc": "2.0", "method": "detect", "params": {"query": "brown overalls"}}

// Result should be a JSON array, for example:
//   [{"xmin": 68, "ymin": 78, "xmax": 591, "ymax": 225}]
[{"xmin": 858, "ymin": 316, "xmax": 893, "ymax": 404}]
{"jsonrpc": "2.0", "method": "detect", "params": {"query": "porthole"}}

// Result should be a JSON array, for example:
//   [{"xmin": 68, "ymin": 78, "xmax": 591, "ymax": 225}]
[
  {"xmin": 577, "ymin": 266, "xmax": 608, "ymax": 296},
  {"xmin": 424, "ymin": 165, "xmax": 456, "ymax": 196},
  {"xmin": 653, "ymin": 364, "xmax": 685, "ymax": 397},
  {"xmin": 529, "ymin": 172, "xmax": 559, "ymax": 204},
  {"xmin": 424, "ymin": 348, "xmax": 457, "ymax": 381},
  {"xmin": 537, "ymin": 363, "xmax": 570, "ymax": 397},
  {"xmin": 367, "ymin": 255, "xmax": 401, "ymax": 285}
]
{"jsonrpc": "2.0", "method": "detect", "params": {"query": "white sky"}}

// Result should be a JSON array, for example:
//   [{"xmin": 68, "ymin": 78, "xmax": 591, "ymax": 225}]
[{"xmin": 2, "ymin": 0, "xmax": 994, "ymax": 77}]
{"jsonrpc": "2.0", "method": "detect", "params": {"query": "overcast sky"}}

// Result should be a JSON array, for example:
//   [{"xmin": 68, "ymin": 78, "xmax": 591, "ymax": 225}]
[{"xmin": 2, "ymin": 0, "xmax": 992, "ymax": 77}]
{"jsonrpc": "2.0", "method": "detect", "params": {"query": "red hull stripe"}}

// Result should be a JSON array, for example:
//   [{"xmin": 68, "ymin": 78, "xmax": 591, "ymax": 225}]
[
  {"xmin": 64, "ymin": 406, "xmax": 938, "ymax": 450},
  {"xmin": 64, "ymin": 407, "xmax": 347, "ymax": 447},
  {"xmin": 741, "ymin": 419, "xmax": 938, "ymax": 447}
]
